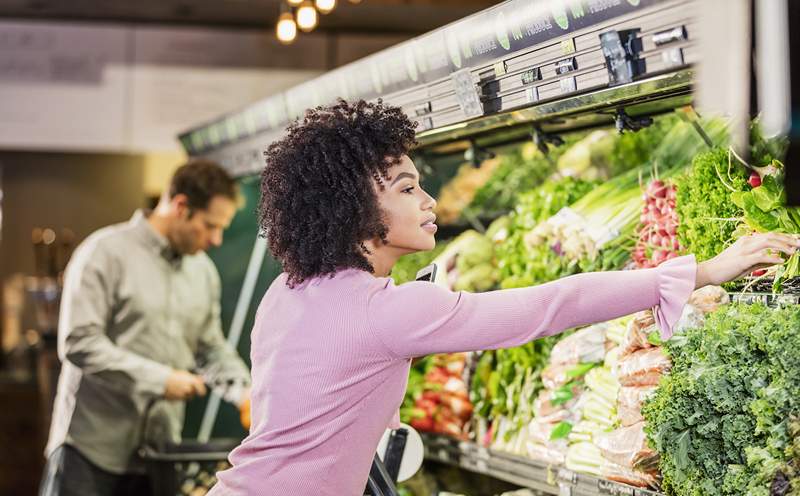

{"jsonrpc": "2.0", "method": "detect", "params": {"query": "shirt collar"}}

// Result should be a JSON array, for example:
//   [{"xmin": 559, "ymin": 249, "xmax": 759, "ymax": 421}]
[{"xmin": 129, "ymin": 210, "xmax": 183, "ymax": 266}]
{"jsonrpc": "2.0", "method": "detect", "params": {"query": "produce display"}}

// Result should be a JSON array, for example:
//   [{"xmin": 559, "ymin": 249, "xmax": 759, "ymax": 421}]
[
  {"xmin": 644, "ymin": 303, "xmax": 800, "ymax": 496},
  {"xmin": 402, "ymin": 353, "xmax": 473, "ymax": 439},
  {"xmin": 395, "ymin": 113, "xmax": 799, "ymax": 496}
]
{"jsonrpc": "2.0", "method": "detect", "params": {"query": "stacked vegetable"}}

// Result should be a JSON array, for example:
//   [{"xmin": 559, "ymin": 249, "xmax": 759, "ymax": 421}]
[
  {"xmin": 675, "ymin": 126, "xmax": 799, "ymax": 292},
  {"xmin": 525, "ymin": 118, "xmax": 728, "ymax": 277},
  {"xmin": 470, "ymin": 337, "xmax": 556, "ymax": 452},
  {"xmin": 431, "ymin": 226, "xmax": 501, "ymax": 292},
  {"xmin": 519, "ymin": 324, "xmax": 609, "ymax": 465},
  {"xmin": 644, "ymin": 303, "xmax": 800, "ymax": 496},
  {"xmin": 404, "ymin": 354, "xmax": 473, "ymax": 439},
  {"xmin": 434, "ymin": 158, "xmax": 501, "ymax": 225},
  {"xmin": 496, "ymin": 176, "xmax": 595, "ymax": 289},
  {"xmin": 465, "ymin": 142, "xmax": 558, "ymax": 217},
  {"xmin": 633, "ymin": 179, "xmax": 682, "ymax": 268}
]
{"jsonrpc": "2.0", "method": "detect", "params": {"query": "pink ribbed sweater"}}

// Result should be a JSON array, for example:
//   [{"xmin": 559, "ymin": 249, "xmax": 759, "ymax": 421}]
[{"xmin": 210, "ymin": 255, "xmax": 696, "ymax": 496}]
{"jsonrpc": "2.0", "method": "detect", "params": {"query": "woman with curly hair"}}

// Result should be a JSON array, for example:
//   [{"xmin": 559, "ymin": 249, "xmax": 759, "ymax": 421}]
[{"xmin": 209, "ymin": 99, "xmax": 798, "ymax": 495}]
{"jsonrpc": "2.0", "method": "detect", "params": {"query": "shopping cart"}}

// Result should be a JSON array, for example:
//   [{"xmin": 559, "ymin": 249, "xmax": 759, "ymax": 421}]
[
  {"xmin": 139, "ymin": 373, "xmax": 247, "ymax": 496},
  {"xmin": 140, "ymin": 424, "xmax": 407, "ymax": 496},
  {"xmin": 141, "ymin": 436, "xmax": 239, "ymax": 496}
]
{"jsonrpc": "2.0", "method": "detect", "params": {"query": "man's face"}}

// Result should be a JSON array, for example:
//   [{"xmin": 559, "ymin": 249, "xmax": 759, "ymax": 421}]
[{"xmin": 172, "ymin": 195, "xmax": 237, "ymax": 255}]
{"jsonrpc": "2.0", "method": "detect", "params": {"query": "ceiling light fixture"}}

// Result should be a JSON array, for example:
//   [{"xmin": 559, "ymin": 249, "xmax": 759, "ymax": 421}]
[
  {"xmin": 296, "ymin": 2, "xmax": 319, "ymax": 32},
  {"xmin": 276, "ymin": 11, "xmax": 297, "ymax": 44},
  {"xmin": 315, "ymin": 0, "xmax": 336, "ymax": 14}
]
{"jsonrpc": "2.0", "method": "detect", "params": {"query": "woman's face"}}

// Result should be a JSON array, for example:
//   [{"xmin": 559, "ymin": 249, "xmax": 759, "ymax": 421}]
[{"xmin": 375, "ymin": 154, "xmax": 438, "ymax": 254}]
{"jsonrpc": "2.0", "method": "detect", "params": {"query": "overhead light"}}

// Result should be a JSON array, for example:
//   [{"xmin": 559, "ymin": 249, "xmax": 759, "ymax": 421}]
[
  {"xmin": 276, "ymin": 12, "xmax": 297, "ymax": 44},
  {"xmin": 296, "ymin": 2, "xmax": 318, "ymax": 32},
  {"xmin": 315, "ymin": 0, "xmax": 336, "ymax": 14},
  {"xmin": 287, "ymin": 0, "xmax": 303, "ymax": 5}
]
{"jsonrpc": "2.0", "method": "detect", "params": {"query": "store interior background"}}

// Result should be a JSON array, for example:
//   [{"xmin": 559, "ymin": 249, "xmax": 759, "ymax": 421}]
[{"xmin": 0, "ymin": 1, "xmax": 501, "ymax": 494}]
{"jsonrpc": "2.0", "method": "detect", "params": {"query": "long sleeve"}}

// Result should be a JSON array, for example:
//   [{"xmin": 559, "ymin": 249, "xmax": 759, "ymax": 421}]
[
  {"xmin": 367, "ymin": 255, "xmax": 696, "ymax": 359},
  {"xmin": 195, "ymin": 263, "xmax": 251, "ymax": 405},
  {"xmin": 58, "ymin": 238, "xmax": 172, "ymax": 396}
]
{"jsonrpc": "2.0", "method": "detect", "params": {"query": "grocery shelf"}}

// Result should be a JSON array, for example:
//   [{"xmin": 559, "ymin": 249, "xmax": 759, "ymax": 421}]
[
  {"xmin": 421, "ymin": 434, "xmax": 664, "ymax": 496},
  {"xmin": 730, "ymin": 292, "xmax": 800, "ymax": 307}
]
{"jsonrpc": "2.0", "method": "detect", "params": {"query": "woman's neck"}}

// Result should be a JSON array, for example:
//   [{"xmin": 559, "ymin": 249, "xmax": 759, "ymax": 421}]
[{"xmin": 363, "ymin": 241, "xmax": 403, "ymax": 278}]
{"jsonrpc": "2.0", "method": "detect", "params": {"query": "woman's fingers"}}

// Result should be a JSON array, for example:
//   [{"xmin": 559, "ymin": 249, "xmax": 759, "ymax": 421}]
[{"xmin": 748, "ymin": 233, "xmax": 798, "ymax": 256}]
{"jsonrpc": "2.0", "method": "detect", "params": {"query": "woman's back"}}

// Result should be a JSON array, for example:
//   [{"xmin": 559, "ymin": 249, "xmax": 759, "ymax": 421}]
[{"xmin": 213, "ymin": 269, "xmax": 410, "ymax": 495}]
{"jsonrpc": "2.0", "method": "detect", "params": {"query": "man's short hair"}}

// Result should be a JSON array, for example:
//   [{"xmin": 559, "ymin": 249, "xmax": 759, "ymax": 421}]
[{"xmin": 169, "ymin": 159, "xmax": 238, "ymax": 211}]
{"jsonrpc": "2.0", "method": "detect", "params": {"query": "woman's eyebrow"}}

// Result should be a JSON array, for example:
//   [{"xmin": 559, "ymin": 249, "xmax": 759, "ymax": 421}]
[{"xmin": 390, "ymin": 172, "xmax": 417, "ymax": 186}]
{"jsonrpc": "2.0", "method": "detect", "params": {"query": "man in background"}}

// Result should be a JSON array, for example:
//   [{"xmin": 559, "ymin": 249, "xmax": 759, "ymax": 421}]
[{"xmin": 39, "ymin": 160, "xmax": 251, "ymax": 496}]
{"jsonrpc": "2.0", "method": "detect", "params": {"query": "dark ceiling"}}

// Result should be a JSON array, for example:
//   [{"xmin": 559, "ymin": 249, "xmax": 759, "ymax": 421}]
[{"xmin": 0, "ymin": 0, "xmax": 502, "ymax": 35}]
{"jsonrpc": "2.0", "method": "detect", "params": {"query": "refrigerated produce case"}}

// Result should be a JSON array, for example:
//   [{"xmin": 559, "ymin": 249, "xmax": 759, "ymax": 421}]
[{"xmin": 178, "ymin": 1, "xmax": 800, "ymax": 495}]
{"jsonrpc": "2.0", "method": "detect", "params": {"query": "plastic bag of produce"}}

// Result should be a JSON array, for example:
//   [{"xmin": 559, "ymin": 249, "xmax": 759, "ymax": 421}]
[
  {"xmin": 550, "ymin": 324, "xmax": 608, "ymax": 365},
  {"xmin": 533, "ymin": 385, "xmax": 581, "ymax": 417},
  {"xmin": 565, "ymin": 441, "xmax": 605, "ymax": 476},
  {"xmin": 527, "ymin": 419, "xmax": 558, "ymax": 445},
  {"xmin": 595, "ymin": 422, "xmax": 659, "ymax": 472},
  {"xmin": 621, "ymin": 311, "xmax": 657, "ymax": 356},
  {"xmin": 688, "ymin": 285, "xmax": 729, "ymax": 314},
  {"xmin": 584, "ymin": 366, "xmax": 620, "ymax": 404},
  {"xmin": 616, "ymin": 347, "xmax": 671, "ymax": 387},
  {"xmin": 526, "ymin": 439, "xmax": 568, "ymax": 465},
  {"xmin": 567, "ymin": 420, "xmax": 605, "ymax": 444},
  {"xmin": 577, "ymin": 391, "xmax": 616, "ymax": 428},
  {"xmin": 617, "ymin": 385, "xmax": 657, "ymax": 427},
  {"xmin": 600, "ymin": 460, "xmax": 659, "ymax": 488},
  {"xmin": 672, "ymin": 304, "xmax": 705, "ymax": 334}
]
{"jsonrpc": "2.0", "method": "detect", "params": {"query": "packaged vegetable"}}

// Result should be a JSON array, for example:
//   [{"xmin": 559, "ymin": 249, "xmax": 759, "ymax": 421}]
[
  {"xmin": 595, "ymin": 422, "xmax": 659, "ymax": 472},
  {"xmin": 526, "ymin": 440, "xmax": 568, "ymax": 465},
  {"xmin": 621, "ymin": 310, "xmax": 657, "ymax": 356},
  {"xmin": 617, "ymin": 386, "xmax": 657, "ymax": 427},
  {"xmin": 688, "ymin": 285, "xmax": 729, "ymax": 314},
  {"xmin": 616, "ymin": 348, "xmax": 671, "ymax": 387},
  {"xmin": 600, "ymin": 460, "xmax": 659, "ymax": 488},
  {"xmin": 549, "ymin": 324, "xmax": 608, "ymax": 365}
]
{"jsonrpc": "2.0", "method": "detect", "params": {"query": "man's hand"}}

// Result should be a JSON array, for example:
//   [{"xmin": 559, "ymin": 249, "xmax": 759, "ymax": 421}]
[
  {"xmin": 164, "ymin": 370, "xmax": 207, "ymax": 401},
  {"xmin": 696, "ymin": 232, "xmax": 800, "ymax": 288}
]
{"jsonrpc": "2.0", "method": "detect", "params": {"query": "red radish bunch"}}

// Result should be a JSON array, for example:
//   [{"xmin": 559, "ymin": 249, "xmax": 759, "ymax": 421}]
[
  {"xmin": 632, "ymin": 179, "xmax": 682, "ymax": 268},
  {"xmin": 409, "ymin": 354, "xmax": 473, "ymax": 439}
]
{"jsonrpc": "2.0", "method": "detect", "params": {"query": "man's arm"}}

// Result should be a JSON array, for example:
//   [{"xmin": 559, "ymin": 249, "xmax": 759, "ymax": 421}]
[
  {"xmin": 194, "ymin": 262, "xmax": 251, "ymax": 406},
  {"xmin": 58, "ymin": 237, "xmax": 173, "ymax": 396}
]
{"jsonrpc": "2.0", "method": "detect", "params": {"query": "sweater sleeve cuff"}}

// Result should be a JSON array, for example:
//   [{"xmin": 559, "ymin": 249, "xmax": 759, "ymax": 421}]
[{"xmin": 654, "ymin": 254, "xmax": 697, "ymax": 340}]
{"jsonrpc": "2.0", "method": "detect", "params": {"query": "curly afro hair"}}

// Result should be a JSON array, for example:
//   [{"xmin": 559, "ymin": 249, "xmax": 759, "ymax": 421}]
[{"xmin": 259, "ymin": 99, "xmax": 417, "ymax": 287}]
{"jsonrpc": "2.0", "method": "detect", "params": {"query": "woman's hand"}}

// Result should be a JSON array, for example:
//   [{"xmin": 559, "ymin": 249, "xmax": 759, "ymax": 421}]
[{"xmin": 696, "ymin": 232, "xmax": 800, "ymax": 288}]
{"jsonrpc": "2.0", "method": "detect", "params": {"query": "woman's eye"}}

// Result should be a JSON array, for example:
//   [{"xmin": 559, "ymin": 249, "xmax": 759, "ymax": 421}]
[{"xmin": 402, "ymin": 186, "xmax": 415, "ymax": 194}]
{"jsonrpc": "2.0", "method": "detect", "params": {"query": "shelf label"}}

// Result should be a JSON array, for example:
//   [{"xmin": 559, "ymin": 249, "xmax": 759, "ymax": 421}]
[
  {"xmin": 557, "ymin": 468, "xmax": 577, "ymax": 485},
  {"xmin": 598, "ymin": 479, "xmax": 635, "ymax": 495}
]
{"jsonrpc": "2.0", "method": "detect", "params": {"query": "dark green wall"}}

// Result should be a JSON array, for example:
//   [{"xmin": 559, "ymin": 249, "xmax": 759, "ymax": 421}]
[{"xmin": 183, "ymin": 175, "xmax": 283, "ymax": 439}]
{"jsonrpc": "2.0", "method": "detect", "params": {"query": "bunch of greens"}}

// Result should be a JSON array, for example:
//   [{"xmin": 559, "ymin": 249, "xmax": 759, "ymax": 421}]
[
  {"xmin": 675, "ymin": 147, "xmax": 748, "ymax": 262},
  {"xmin": 731, "ymin": 165, "xmax": 800, "ymax": 292},
  {"xmin": 470, "ymin": 337, "xmax": 558, "ymax": 431},
  {"xmin": 466, "ymin": 139, "xmax": 568, "ymax": 215},
  {"xmin": 607, "ymin": 113, "xmax": 681, "ymax": 176},
  {"xmin": 496, "ymin": 176, "xmax": 596, "ymax": 288},
  {"xmin": 643, "ymin": 303, "xmax": 800, "ymax": 496}
]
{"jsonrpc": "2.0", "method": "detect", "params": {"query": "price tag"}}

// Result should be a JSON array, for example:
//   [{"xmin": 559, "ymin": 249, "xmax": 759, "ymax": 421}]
[
  {"xmin": 450, "ymin": 69, "xmax": 484, "ymax": 118},
  {"xmin": 560, "ymin": 76, "xmax": 577, "ymax": 94},
  {"xmin": 557, "ymin": 468, "xmax": 577, "ymax": 485},
  {"xmin": 561, "ymin": 38, "xmax": 576, "ymax": 55},
  {"xmin": 598, "ymin": 479, "xmax": 635, "ymax": 495}
]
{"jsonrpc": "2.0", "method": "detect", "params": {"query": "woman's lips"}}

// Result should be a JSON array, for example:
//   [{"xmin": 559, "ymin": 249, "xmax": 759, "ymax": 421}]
[{"xmin": 422, "ymin": 223, "xmax": 438, "ymax": 233}]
